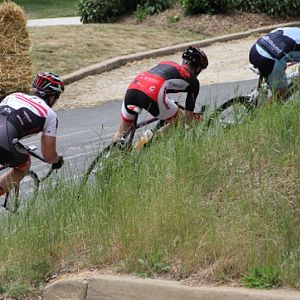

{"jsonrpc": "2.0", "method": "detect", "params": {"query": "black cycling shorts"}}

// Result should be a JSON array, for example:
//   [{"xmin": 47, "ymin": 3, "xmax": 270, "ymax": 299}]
[
  {"xmin": 0, "ymin": 115, "xmax": 29, "ymax": 168},
  {"xmin": 249, "ymin": 44, "xmax": 275, "ymax": 79},
  {"xmin": 124, "ymin": 89, "xmax": 159, "ymax": 117}
]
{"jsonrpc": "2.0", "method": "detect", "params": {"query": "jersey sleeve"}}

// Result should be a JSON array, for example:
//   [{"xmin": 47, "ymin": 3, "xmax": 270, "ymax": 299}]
[
  {"xmin": 185, "ymin": 77, "xmax": 200, "ymax": 112},
  {"xmin": 43, "ymin": 109, "xmax": 58, "ymax": 137}
]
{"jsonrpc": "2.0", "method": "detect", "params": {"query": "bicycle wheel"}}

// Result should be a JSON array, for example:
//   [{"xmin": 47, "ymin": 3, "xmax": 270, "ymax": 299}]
[
  {"xmin": 284, "ymin": 71, "xmax": 300, "ymax": 102},
  {"xmin": 2, "ymin": 170, "xmax": 40, "ymax": 212},
  {"xmin": 80, "ymin": 125, "xmax": 138, "ymax": 190},
  {"xmin": 208, "ymin": 96, "xmax": 254, "ymax": 129}
]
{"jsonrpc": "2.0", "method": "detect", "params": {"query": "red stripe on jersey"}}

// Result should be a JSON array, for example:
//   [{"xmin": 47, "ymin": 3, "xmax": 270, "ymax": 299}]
[
  {"xmin": 14, "ymin": 93, "xmax": 47, "ymax": 117},
  {"xmin": 128, "ymin": 73, "xmax": 165, "ymax": 102}
]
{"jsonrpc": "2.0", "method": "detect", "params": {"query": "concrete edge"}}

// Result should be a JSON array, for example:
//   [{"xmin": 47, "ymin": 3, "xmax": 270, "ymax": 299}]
[
  {"xmin": 62, "ymin": 21, "xmax": 300, "ymax": 85},
  {"xmin": 42, "ymin": 274, "xmax": 300, "ymax": 300}
]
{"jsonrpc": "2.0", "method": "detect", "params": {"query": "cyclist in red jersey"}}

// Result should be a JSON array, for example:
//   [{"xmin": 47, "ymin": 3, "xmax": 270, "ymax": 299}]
[
  {"xmin": 0, "ymin": 72, "xmax": 65, "ymax": 197},
  {"xmin": 113, "ymin": 46, "xmax": 208, "ymax": 141}
]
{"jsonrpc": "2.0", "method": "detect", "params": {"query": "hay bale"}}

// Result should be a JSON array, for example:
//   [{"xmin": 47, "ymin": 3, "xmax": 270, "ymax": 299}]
[{"xmin": 0, "ymin": 1, "xmax": 33, "ymax": 100}]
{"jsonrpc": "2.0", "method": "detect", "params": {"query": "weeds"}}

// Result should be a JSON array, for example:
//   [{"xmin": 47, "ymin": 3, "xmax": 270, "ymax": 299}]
[
  {"xmin": 0, "ymin": 99, "xmax": 298, "ymax": 297},
  {"xmin": 241, "ymin": 266, "xmax": 282, "ymax": 289}
]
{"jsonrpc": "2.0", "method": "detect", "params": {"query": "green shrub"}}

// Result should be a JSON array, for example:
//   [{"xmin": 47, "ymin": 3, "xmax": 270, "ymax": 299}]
[
  {"xmin": 78, "ymin": 0, "xmax": 176, "ymax": 23},
  {"xmin": 179, "ymin": 0, "xmax": 300, "ymax": 16},
  {"xmin": 125, "ymin": 0, "xmax": 141, "ymax": 11},
  {"xmin": 232, "ymin": 0, "xmax": 300, "ymax": 17},
  {"xmin": 77, "ymin": 0, "xmax": 125, "ymax": 23},
  {"xmin": 180, "ymin": 0, "xmax": 231, "ymax": 14},
  {"xmin": 134, "ymin": 4, "xmax": 149, "ymax": 21},
  {"xmin": 134, "ymin": 0, "xmax": 176, "ymax": 16}
]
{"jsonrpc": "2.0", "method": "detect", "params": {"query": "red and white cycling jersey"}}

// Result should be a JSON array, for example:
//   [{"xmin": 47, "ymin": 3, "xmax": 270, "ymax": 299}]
[
  {"xmin": 0, "ymin": 92, "xmax": 58, "ymax": 138},
  {"xmin": 121, "ymin": 61, "xmax": 200, "ymax": 122}
]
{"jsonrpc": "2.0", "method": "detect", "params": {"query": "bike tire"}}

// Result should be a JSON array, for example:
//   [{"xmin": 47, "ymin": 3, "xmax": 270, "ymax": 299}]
[
  {"xmin": 3, "ymin": 170, "xmax": 40, "ymax": 212},
  {"xmin": 284, "ymin": 72, "xmax": 300, "ymax": 102},
  {"xmin": 79, "ymin": 115, "xmax": 161, "ymax": 193},
  {"xmin": 207, "ymin": 96, "xmax": 254, "ymax": 129}
]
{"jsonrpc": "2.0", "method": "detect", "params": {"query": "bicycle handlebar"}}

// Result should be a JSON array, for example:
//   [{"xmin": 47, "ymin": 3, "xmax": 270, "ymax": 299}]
[
  {"xmin": 12, "ymin": 138, "xmax": 46, "ymax": 163},
  {"xmin": 12, "ymin": 139, "xmax": 56, "ymax": 182}
]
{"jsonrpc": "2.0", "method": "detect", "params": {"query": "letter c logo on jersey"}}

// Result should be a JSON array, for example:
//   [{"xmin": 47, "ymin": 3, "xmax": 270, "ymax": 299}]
[{"xmin": 149, "ymin": 86, "xmax": 156, "ymax": 94}]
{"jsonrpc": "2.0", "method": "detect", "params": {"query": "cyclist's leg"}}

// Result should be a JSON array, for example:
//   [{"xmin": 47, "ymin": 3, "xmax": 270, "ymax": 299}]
[
  {"xmin": 250, "ymin": 44, "xmax": 275, "ymax": 102},
  {"xmin": 113, "ymin": 107, "xmax": 136, "ymax": 142},
  {"xmin": 113, "ymin": 90, "xmax": 140, "ymax": 142},
  {"xmin": 157, "ymin": 85, "xmax": 179, "ymax": 119},
  {"xmin": 267, "ymin": 58, "xmax": 288, "ymax": 100},
  {"xmin": 114, "ymin": 88, "xmax": 163, "ymax": 141},
  {"xmin": 146, "ymin": 88, "xmax": 180, "ymax": 137},
  {"xmin": 280, "ymin": 52, "xmax": 300, "ymax": 99},
  {"xmin": 0, "ymin": 122, "xmax": 30, "ymax": 195},
  {"xmin": 0, "ymin": 145, "xmax": 10, "ymax": 197},
  {"xmin": 0, "ymin": 159, "xmax": 31, "ymax": 193},
  {"xmin": 0, "ymin": 118, "xmax": 13, "ymax": 196}
]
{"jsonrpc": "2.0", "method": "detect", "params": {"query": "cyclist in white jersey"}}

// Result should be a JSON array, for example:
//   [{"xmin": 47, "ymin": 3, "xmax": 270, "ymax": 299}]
[
  {"xmin": 249, "ymin": 27, "xmax": 300, "ymax": 99},
  {"xmin": 0, "ymin": 72, "xmax": 64, "ymax": 197}
]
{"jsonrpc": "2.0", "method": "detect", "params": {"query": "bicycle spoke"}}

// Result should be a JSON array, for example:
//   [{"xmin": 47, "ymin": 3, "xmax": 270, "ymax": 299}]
[
  {"xmin": 20, "ymin": 171, "xmax": 40, "ymax": 197},
  {"xmin": 217, "ymin": 103, "xmax": 249, "ymax": 126},
  {"xmin": 208, "ymin": 97, "xmax": 253, "ymax": 129}
]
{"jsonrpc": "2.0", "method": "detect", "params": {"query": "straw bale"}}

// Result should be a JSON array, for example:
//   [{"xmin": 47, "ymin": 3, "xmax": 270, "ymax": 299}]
[{"xmin": 0, "ymin": 1, "xmax": 33, "ymax": 100}]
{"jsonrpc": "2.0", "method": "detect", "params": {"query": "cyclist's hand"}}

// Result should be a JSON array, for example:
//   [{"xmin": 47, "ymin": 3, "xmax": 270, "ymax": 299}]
[
  {"xmin": 52, "ymin": 155, "xmax": 64, "ymax": 170},
  {"xmin": 193, "ymin": 113, "xmax": 202, "ymax": 122}
]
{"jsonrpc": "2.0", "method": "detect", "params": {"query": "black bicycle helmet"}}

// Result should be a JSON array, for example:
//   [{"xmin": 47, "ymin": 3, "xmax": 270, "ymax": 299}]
[
  {"xmin": 32, "ymin": 72, "xmax": 64, "ymax": 102},
  {"xmin": 182, "ymin": 46, "xmax": 208, "ymax": 71}
]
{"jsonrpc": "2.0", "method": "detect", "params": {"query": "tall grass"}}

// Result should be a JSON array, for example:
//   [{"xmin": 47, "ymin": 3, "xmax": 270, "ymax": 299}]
[{"xmin": 0, "ymin": 99, "xmax": 299, "ymax": 297}]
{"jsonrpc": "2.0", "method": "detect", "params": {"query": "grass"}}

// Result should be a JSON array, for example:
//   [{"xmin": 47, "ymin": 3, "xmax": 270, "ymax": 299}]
[
  {"xmin": 28, "ymin": 24, "xmax": 203, "ymax": 76},
  {"xmin": 0, "ymin": 98, "xmax": 299, "ymax": 298},
  {"xmin": 5, "ymin": 0, "xmax": 78, "ymax": 19}
]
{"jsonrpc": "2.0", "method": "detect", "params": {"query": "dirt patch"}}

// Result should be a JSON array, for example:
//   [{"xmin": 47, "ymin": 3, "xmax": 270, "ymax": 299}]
[{"xmin": 119, "ymin": 6, "xmax": 299, "ymax": 37}]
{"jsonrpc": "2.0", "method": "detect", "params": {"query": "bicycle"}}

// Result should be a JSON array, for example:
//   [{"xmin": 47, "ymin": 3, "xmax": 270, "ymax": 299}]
[
  {"xmin": 79, "ymin": 110, "xmax": 162, "ymax": 189},
  {"xmin": 208, "ymin": 63, "xmax": 300, "ymax": 128},
  {"xmin": 79, "ymin": 103, "xmax": 210, "ymax": 192},
  {"xmin": 0, "ymin": 139, "xmax": 55, "ymax": 212}
]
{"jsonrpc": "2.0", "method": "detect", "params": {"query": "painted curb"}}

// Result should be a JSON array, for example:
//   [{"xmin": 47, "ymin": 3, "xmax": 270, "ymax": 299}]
[
  {"xmin": 27, "ymin": 16, "xmax": 81, "ymax": 27},
  {"xmin": 43, "ymin": 274, "xmax": 300, "ymax": 300},
  {"xmin": 62, "ymin": 21, "xmax": 300, "ymax": 85}
]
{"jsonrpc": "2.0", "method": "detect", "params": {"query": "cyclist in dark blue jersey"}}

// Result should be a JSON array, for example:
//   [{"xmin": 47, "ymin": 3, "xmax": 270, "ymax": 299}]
[{"xmin": 249, "ymin": 27, "xmax": 300, "ymax": 99}]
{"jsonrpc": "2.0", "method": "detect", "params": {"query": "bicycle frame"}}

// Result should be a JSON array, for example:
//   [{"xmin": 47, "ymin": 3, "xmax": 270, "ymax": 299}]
[
  {"xmin": 79, "ymin": 114, "xmax": 160, "ymax": 191},
  {"xmin": 79, "ymin": 104, "xmax": 190, "ymax": 192},
  {"xmin": 79, "ymin": 101, "xmax": 206, "ymax": 192}
]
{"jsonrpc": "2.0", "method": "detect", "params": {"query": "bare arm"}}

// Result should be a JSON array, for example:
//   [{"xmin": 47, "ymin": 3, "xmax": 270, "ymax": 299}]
[{"xmin": 41, "ymin": 134, "xmax": 59, "ymax": 164}]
